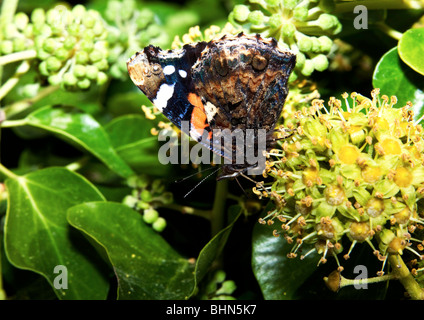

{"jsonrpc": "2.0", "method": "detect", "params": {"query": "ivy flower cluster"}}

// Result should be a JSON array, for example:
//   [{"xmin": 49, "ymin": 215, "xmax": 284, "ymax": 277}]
[
  {"xmin": 1, "ymin": 5, "xmax": 109, "ymax": 89},
  {"xmin": 0, "ymin": 1, "xmax": 167, "ymax": 90},
  {"xmin": 229, "ymin": 0, "xmax": 342, "ymax": 80},
  {"xmin": 123, "ymin": 174, "xmax": 173, "ymax": 232},
  {"xmin": 171, "ymin": 23, "xmax": 240, "ymax": 49},
  {"xmin": 257, "ymin": 89, "xmax": 424, "ymax": 275},
  {"xmin": 104, "ymin": 0, "xmax": 169, "ymax": 79}
]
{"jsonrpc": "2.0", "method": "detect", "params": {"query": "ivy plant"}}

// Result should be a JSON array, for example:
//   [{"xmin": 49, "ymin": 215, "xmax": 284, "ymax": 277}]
[{"xmin": 0, "ymin": 0, "xmax": 424, "ymax": 301}]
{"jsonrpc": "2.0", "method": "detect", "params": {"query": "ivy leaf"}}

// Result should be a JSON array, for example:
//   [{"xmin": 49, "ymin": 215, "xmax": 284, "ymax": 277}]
[
  {"xmin": 104, "ymin": 115, "xmax": 167, "ymax": 176},
  {"xmin": 191, "ymin": 205, "xmax": 243, "ymax": 297},
  {"xmin": 398, "ymin": 28, "xmax": 424, "ymax": 76},
  {"xmin": 67, "ymin": 201, "xmax": 195, "ymax": 300},
  {"xmin": 24, "ymin": 106, "xmax": 134, "ymax": 178},
  {"xmin": 372, "ymin": 47, "xmax": 424, "ymax": 120},
  {"xmin": 251, "ymin": 207, "xmax": 320, "ymax": 299},
  {"xmin": 4, "ymin": 167, "xmax": 109, "ymax": 300}
]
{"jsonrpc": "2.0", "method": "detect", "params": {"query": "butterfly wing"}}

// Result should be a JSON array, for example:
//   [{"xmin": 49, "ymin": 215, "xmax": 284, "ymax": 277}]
[
  {"xmin": 190, "ymin": 34, "xmax": 296, "ymax": 169},
  {"xmin": 127, "ymin": 34, "xmax": 296, "ymax": 177}
]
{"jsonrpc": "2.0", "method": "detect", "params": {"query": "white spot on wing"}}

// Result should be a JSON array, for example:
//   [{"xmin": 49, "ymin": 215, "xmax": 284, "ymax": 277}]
[
  {"xmin": 179, "ymin": 70, "xmax": 187, "ymax": 78},
  {"xmin": 204, "ymin": 101, "xmax": 217, "ymax": 122},
  {"xmin": 163, "ymin": 65, "xmax": 175, "ymax": 75},
  {"xmin": 153, "ymin": 83, "xmax": 175, "ymax": 112}
]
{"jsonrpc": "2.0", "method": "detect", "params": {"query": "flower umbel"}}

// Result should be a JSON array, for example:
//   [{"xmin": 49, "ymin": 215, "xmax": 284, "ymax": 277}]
[
  {"xmin": 123, "ymin": 174, "xmax": 173, "ymax": 232},
  {"xmin": 229, "ymin": 0, "xmax": 342, "ymax": 79},
  {"xmin": 260, "ymin": 89, "xmax": 424, "ymax": 275}
]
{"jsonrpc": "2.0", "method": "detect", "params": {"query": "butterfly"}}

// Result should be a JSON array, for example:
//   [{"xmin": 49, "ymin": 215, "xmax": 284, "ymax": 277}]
[{"xmin": 127, "ymin": 32, "xmax": 296, "ymax": 181}]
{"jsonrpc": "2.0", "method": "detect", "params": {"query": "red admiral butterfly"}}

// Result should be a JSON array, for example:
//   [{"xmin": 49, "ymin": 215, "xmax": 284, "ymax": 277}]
[{"xmin": 127, "ymin": 32, "xmax": 296, "ymax": 180}]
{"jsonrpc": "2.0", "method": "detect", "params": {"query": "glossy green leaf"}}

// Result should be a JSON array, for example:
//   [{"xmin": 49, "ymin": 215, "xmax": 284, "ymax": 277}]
[
  {"xmin": 67, "ymin": 201, "xmax": 195, "ymax": 300},
  {"xmin": 252, "ymin": 210, "xmax": 320, "ymax": 300},
  {"xmin": 191, "ymin": 205, "xmax": 243, "ymax": 297},
  {"xmin": 104, "ymin": 115, "xmax": 166, "ymax": 175},
  {"xmin": 399, "ymin": 28, "xmax": 424, "ymax": 76},
  {"xmin": 4, "ymin": 167, "xmax": 109, "ymax": 300},
  {"xmin": 372, "ymin": 47, "xmax": 424, "ymax": 120},
  {"xmin": 25, "ymin": 106, "xmax": 134, "ymax": 178}
]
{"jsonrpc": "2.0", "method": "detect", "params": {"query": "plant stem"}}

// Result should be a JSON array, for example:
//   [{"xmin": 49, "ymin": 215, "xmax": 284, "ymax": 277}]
[
  {"xmin": 0, "ymin": 162, "xmax": 18, "ymax": 179},
  {"xmin": 375, "ymin": 22, "xmax": 403, "ymax": 41},
  {"xmin": 1, "ymin": 118, "xmax": 27, "ymax": 127},
  {"xmin": 0, "ymin": 0, "xmax": 18, "ymax": 32},
  {"xmin": 0, "ymin": 60, "xmax": 30, "ymax": 101},
  {"xmin": 211, "ymin": 179, "xmax": 228, "ymax": 237},
  {"xmin": 0, "ymin": 50, "xmax": 37, "ymax": 67},
  {"xmin": 160, "ymin": 203, "xmax": 212, "ymax": 220},
  {"xmin": 3, "ymin": 85, "xmax": 59, "ymax": 118},
  {"xmin": 338, "ymin": 272, "xmax": 396, "ymax": 289},
  {"xmin": 333, "ymin": 0, "xmax": 424, "ymax": 13},
  {"xmin": 0, "ymin": 0, "xmax": 19, "ymax": 111},
  {"xmin": 388, "ymin": 255, "xmax": 424, "ymax": 300},
  {"xmin": 65, "ymin": 156, "xmax": 90, "ymax": 172}
]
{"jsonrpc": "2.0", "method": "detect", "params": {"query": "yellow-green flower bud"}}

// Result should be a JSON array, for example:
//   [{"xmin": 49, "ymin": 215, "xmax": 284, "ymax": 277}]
[
  {"xmin": 123, "ymin": 195, "xmax": 138, "ymax": 208},
  {"xmin": 14, "ymin": 12, "xmax": 29, "ymax": 31},
  {"xmin": 31, "ymin": 8, "xmax": 46, "ymax": 26},
  {"xmin": 85, "ymin": 65, "xmax": 98, "ymax": 80},
  {"xmin": 94, "ymin": 58, "xmax": 108, "ymax": 71},
  {"xmin": 63, "ymin": 72, "xmax": 78, "ymax": 86},
  {"xmin": 269, "ymin": 14, "xmax": 282, "ymax": 30},
  {"xmin": 96, "ymin": 72, "xmax": 108, "ymax": 85},
  {"xmin": 48, "ymin": 74, "xmax": 62, "ymax": 85},
  {"xmin": 77, "ymin": 78, "xmax": 91, "ymax": 89},
  {"xmin": 73, "ymin": 64, "xmax": 86, "ymax": 78},
  {"xmin": 136, "ymin": 201, "xmax": 150, "ymax": 210},
  {"xmin": 248, "ymin": 10, "xmax": 265, "ymax": 26},
  {"xmin": 282, "ymin": 22, "xmax": 296, "ymax": 38},
  {"xmin": 293, "ymin": 5, "xmax": 308, "ymax": 21},
  {"xmin": 46, "ymin": 56, "xmax": 62, "ymax": 72},
  {"xmin": 143, "ymin": 208, "xmax": 159, "ymax": 224},
  {"xmin": 233, "ymin": 4, "xmax": 250, "ymax": 22},
  {"xmin": 1, "ymin": 40, "xmax": 13, "ymax": 55},
  {"xmin": 152, "ymin": 217, "xmax": 167, "ymax": 232},
  {"xmin": 312, "ymin": 54, "xmax": 328, "ymax": 72},
  {"xmin": 317, "ymin": 13, "xmax": 338, "ymax": 31},
  {"xmin": 283, "ymin": 0, "xmax": 298, "ymax": 10},
  {"xmin": 318, "ymin": 36, "xmax": 333, "ymax": 53},
  {"xmin": 55, "ymin": 47, "xmax": 70, "ymax": 61},
  {"xmin": 13, "ymin": 38, "xmax": 26, "ymax": 52},
  {"xmin": 140, "ymin": 189, "xmax": 152, "ymax": 202},
  {"xmin": 75, "ymin": 51, "xmax": 89, "ymax": 64},
  {"xmin": 266, "ymin": 0, "xmax": 281, "ymax": 6}
]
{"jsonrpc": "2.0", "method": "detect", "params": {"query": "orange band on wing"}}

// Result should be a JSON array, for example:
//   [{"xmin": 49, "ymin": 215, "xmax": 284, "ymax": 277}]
[{"xmin": 188, "ymin": 92, "xmax": 212, "ymax": 140}]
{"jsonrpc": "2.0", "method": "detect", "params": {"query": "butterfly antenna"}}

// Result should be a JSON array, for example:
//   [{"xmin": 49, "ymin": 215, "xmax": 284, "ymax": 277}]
[
  {"xmin": 183, "ymin": 166, "xmax": 221, "ymax": 198},
  {"xmin": 239, "ymin": 172, "xmax": 259, "ymax": 184},
  {"xmin": 175, "ymin": 165, "xmax": 218, "ymax": 183},
  {"xmin": 234, "ymin": 177, "xmax": 248, "ymax": 196}
]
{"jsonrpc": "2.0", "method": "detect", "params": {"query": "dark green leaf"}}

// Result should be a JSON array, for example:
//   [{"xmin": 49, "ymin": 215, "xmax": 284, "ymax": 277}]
[
  {"xmin": 67, "ymin": 201, "xmax": 195, "ymax": 300},
  {"xmin": 399, "ymin": 28, "xmax": 424, "ymax": 76},
  {"xmin": 25, "ymin": 106, "xmax": 134, "ymax": 178},
  {"xmin": 252, "ymin": 208, "xmax": 320, "ymax": 300},
  {"xmin": 104, "ymin": 115, "xmax": 167, "ymax": 175},
  {"xmin": 191, "ymin": 205, "xmax": 243, "ymax": 297},
  {"xmin": 4, "ymin": 167, "xmax": 109, "ymax": 300},
  {"xmin": 372, "ymin": 47, "xmax": 424, "ymax": 120}
]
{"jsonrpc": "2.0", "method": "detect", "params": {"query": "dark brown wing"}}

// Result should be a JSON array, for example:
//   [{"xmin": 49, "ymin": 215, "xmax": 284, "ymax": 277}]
[{"xmin": 190, "ymin": 33, "xmax": 296, "ymax": 173}]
